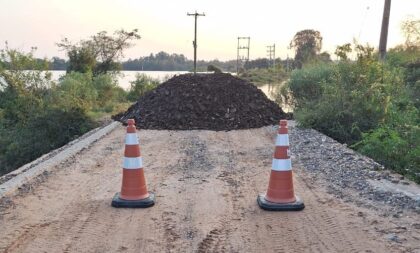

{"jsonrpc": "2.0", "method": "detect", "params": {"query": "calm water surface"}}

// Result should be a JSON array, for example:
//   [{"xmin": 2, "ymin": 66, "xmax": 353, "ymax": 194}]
[
  {"xmin": 50, "ymin": 70, "xmax": 188, "ymax": 90},
  {"xmin": 50, "ymin": 70, "xmax": 290, "ymax": 111}
]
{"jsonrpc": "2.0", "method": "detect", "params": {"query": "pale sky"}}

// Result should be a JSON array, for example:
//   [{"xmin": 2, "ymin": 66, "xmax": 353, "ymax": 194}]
[{"xmin": 0, "ymin": 0, "xmax": 419, "ymax": 61}]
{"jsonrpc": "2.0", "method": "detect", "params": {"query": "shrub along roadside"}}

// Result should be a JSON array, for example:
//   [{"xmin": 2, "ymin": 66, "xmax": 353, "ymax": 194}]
[
  {"xmin": 127, "ymin": 73, "xmax": 159, "ymax": 102},
  {"xmin": 239, "ymin": 67, "xmax": 288, "ymax": 87},
  {"xmin": 0, "ymin": 47, "xmax": 138, "ymax": 176},
  {"xmin": 352, "ymin": 125, "xmax": 419, "ymax": 178},
  {"xmin": 280, "ymin": 44, "xmax": 419, "ymax": 183},
  {"xmin": 0, "ymin": 108, "xmax": 96, "ymax": 173}
]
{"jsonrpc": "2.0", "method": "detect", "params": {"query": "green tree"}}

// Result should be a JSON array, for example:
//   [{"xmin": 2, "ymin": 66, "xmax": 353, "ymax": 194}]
[
  {"xmin": 401, "ymin": 18, "xmax": 420, "ymax": 49},
  {"xmin": 318, "ymin": 51, "xmax": 332, "ymax": 63},
  {"xmin": 335, "ymin": 43, "xmax": 352, "ymax": 60},
  {"xmin": 290, "ymin": 29, "xmax": 322, "ymax": 68},
  {"xmin": 57, "ymin": 29, "xmax": 141, "ymax": 76},
  {"xmin": 66, "ymin": 47, "xmax": 96, "ymax": 73},
  {"xmin": 50, "ymin": 57, "xmax": 68, "ymax": 70},
  {"xmin": 0, "ymin": 44, "xmax": 52, "ymax": 125}
]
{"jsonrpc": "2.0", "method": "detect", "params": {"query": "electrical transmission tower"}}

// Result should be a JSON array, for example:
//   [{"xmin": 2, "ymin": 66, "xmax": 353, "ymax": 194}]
[
  {"xmin": 267, "ymin": 44, "xmax": 275, "ymax": 68},
  {"xmin": 237, "ymin": 37, "xmax": 250, "ymax": 74},
  {"xmin": 187, "ymin": 11, "xmax": 205, "ymax": 74}
]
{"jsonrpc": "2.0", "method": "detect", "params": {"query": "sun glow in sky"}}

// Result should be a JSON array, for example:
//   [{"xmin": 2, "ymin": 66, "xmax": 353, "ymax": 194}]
[{"xmin": 1, "ymin": 0, "xmax": 419, "ymax": 61}]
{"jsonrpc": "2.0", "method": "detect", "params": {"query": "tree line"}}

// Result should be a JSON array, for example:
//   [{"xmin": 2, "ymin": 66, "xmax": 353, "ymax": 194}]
[
  {"xmin": 36, "ymin": 29, "xmax": 334, "ymax": 73},
  {"xmin": 49, "ymin": 53, "xmax": 279, "ymax": 72},
  {"xmin": 49, "ymin": 54, "xmax": 312, "ymax": 73},
  {"xmin": 47, "ymin": 29, "xmax": 332, "ymax": 73}
]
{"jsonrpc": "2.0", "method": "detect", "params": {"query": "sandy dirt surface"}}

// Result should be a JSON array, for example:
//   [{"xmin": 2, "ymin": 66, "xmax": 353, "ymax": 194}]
[{"xmin": 0, "ymin": 125, "xmax": 418, "ymax": 253}]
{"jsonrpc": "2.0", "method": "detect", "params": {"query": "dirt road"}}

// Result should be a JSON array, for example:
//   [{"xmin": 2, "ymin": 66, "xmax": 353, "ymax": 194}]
[{"xmin": 0, "ymin": 125, "xmax": 418, "ymax": 252}]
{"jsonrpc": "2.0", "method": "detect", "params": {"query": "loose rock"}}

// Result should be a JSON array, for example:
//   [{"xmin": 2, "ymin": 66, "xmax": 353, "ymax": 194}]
[{"xmin": 289, "ymin": 125, "xmax": 420, "ymax": 212}]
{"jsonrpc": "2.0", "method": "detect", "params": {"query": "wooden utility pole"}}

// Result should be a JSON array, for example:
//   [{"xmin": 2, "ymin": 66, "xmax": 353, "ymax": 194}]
[
  {"xmin": 379, "ymin": 0, "xmax": 391, "ymax": 61},
  {"xmin": 187, "ymin": 11, "xmax": 205, "ymax": 74}
]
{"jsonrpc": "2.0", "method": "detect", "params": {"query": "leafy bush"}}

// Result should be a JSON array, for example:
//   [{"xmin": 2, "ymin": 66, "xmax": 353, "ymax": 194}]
[
  {"xmin": 287, "ymin": 63, "xmax": 333, "ymax": 105},
  {"xmin": 353, "ymin": 125, "xmax": 419, "ymax": 182},
  {"xmin": 0, "ymin": 46, "xmax": 52, "ymax": 125},
  {"xmin": 92, "ymin": 74, "xmax": 127, "ymax": 110},
  {"xmin": 207, "ymin": 64, "xmax": 222, "ymax": 73},
  {"xmin": 352, "ymin": 86, "xmax": 420, "ymax": 182},
  {"xmin": 289, "ymin": 61, "xmax": 401, "ymax": 143},
  {"xmin": 127, "ymin": 73, "xmax": 159, "ymax": 101},
  {"xmin": 0, "ymin": 108, "xmax": 95, "ymax": 175},
  {"xmin": 386, "ymin": 46, "xmax": 420, "ymax": 108},
  {"xmin": 0, "ymin": 48, "xmax": 98, "ymax": 175},
  {"xmin": 0, "ymin": 48, "xmax": 99, "ymax": 176},
  {"xmin": 54, "ymin": 72, "xmax": 97, "ymax": 111},
  {"xmin": 240, "ymin": 67, "xmax": 288, "ymax": 87},
  {"xmin": 52, "ymin": 72, "xmax": 128, "ymax": 114},
  {"xmin": 281, "ymin": 43, "xmax": 419, "ymax": 182}
]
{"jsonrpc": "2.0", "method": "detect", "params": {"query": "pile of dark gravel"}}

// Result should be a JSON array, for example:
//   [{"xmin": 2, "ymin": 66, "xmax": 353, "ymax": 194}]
[{"xmin": 113, "ymin": 73, "xmax": 291, "ymax": 130}]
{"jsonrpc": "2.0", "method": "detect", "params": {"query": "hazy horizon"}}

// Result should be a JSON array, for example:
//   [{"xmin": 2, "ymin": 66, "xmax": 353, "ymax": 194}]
[{"xmin": 1, "ymin": 0, "xmax": 419, "ymax": 61}]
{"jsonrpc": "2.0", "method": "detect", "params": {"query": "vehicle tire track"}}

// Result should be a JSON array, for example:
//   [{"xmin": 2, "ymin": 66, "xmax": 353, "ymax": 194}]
[
  {"xmin": 197, "ymin": 133, "xmax": 251, "ymax": 253},
  {"xmin": 197, "ymin": 227, "xmax": 231, "ymax": 253},
  {"xmin": 0, "ymin": 222, "xmax": 53, "ymax": 253}
]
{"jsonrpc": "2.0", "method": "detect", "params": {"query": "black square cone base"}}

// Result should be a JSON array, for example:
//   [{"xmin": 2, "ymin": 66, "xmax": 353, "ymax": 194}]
[
  {"xmin": 257, "ymin": 194, "xmax": 304, "ymax": 211},
  {"xmin": 111, "ymin": 192, "xmax": 155, "ymax": 208}
]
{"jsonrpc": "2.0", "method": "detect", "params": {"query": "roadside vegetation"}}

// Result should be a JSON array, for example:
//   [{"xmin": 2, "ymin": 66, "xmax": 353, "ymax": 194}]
[
  {"xmin": 239, "ymin": 66, "xmax": 288, "ymax": 87},
  {"xmin": 0, "ymin": 30, "xmax": 159, "ymax": 176},
  {"xmin": 1, "ymin": 20, "xmax": 418, "ymax": 184},
  {"xmin": 239, "ymin": 30, "xmax": 332, "ymax": 87},
  {"xmin": 126, "ymin": 74, "xmax": 160, "ymax": 101},
  {"xmin": 50, "ymin": 51, "xmax": 238, "ymax": 72},
  {"xmin": 277, "ymin": 20, "xmax": 419, "ymax": 182}
]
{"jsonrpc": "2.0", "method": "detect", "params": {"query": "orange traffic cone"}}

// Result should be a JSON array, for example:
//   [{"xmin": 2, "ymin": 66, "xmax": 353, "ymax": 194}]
[
  {"xmin": 112, "ymin": 119, "xmax": 155, "ymax": 208},
  {"xmin": 257, "ymin": 120, "xmax": 304, "ymax": 211}
]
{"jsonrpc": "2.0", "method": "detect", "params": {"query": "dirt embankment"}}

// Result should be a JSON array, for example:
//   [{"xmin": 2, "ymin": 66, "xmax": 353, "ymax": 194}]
[{"xmin": 0, "ymin": 124, "xmax": 418, "ymax": 252}]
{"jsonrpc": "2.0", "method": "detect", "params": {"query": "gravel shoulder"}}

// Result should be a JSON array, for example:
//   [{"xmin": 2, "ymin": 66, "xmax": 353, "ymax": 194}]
[{"xmin": 0, "ymin": 123, "xmax": 419, "ymax": 252}]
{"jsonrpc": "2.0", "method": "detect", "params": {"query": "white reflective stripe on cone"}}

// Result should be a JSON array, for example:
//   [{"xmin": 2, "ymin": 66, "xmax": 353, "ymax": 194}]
[
  {"xmin": 275, "ymin": 134, "xmax": 289, "ymax": 146},
  {"xmin": 123, "ymin": 157, "xmax": 143, "ymax": 169},
  {"xmin": 272, "ymin": 158, "xmax": 292, "ymax": 171},
  {"xmin": 125, "ymin": 133, "xmax": 139, "ymax": 145}
]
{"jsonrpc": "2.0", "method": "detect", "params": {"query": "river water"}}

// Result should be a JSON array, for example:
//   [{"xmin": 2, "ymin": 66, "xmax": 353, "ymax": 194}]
[
  {"xmin": 50, "ymin": 71, "xmax": 291, "ymax": 112},
  {"xmin": 50, "ymin": 70, "xmax": 188, "ymax": 90}
]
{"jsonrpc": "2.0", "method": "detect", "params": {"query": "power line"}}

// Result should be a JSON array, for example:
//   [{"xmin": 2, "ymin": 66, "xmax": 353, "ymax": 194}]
[{"xmin": 358, "ymin": 6, "xmax": 370, "ymax": 42}]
